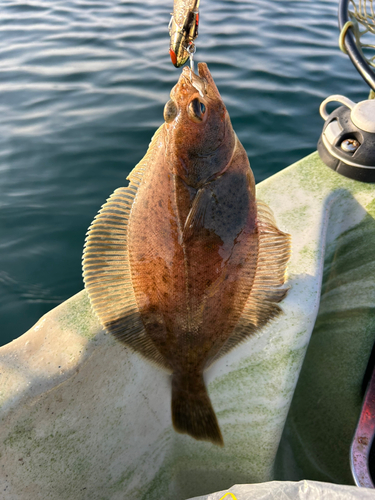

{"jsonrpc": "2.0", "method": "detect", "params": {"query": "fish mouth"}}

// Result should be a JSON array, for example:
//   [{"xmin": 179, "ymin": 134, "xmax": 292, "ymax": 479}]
[{"xmin": 181, "ymin": 64, "xmax": 207, "ymax": 97}]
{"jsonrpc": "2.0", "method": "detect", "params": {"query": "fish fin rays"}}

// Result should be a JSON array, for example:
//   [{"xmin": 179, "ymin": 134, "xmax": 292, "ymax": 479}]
[
  {"xmin": 182, "ymin": 187, "xmax": 208, "ymax": 241},
  {"xmin": 207, "ymin": 200, "xmax": 291, "ymax": 366},
  {"xmin": 127, "ymin": 124, "xmax": 165, "ymax": 186},
  {"xmin": 172, "ymin": 372, "xmax": 224, "ymax": 446},
  {"xmin": 82, "ymin": 125, "xmax": 170, "ymax": 371}
]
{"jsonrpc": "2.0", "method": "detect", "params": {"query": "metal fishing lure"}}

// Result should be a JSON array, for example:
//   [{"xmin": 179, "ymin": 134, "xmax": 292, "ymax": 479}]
[{"xmin": 169, "ymin": 0, "xmax": 200, "ymax": 68}]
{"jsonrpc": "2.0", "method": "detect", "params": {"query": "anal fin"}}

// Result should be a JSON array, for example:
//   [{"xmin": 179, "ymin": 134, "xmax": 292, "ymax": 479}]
[{"xmin": 208, "ymin": 200, "xmax": 291, "ymax": 364}]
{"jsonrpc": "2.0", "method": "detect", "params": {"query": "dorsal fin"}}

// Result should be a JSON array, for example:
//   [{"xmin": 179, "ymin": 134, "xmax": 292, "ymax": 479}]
[
  {"xmin": 82, "ymin": 125, "xmax": 171, "ymax": 371},
  {"xmin": 127, "ymin": 125, "xmax": 164, "ymax": 185},
  {"xmin": 206, "ymin": 200, "xmax": 291, "ymax": 366}
]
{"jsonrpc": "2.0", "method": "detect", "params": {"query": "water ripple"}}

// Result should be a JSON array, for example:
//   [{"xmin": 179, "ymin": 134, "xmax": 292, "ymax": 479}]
[{"xmin": 0, "ymin": 0, "xmax": 370, "ymax": 344}]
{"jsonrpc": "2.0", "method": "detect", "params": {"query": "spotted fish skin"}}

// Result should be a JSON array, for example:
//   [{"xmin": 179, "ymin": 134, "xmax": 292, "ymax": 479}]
[{"xmin": 83, "ymin": 63, "xmax": 291, "ymax": 446}]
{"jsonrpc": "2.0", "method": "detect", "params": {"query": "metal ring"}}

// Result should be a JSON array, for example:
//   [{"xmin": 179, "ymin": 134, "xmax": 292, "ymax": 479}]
[{"xmin": 187, "ymin": 43, "xmax": 196, "ymax": 55}]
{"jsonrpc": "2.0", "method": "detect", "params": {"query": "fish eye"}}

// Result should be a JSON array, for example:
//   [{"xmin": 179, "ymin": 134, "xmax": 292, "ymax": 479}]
[
  {"xmin": 164, "ymin": 99, "xmax": 177, "ymax": 123},
  {"xmin": 188, "ymin": 98, "xmax": 207, "ymax": 123}
]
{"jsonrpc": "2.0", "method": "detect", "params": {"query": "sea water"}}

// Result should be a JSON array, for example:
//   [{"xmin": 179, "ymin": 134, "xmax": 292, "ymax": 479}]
[{"xmin": 0, "ymin": 0, "xmax": 369, "ymax": 345}]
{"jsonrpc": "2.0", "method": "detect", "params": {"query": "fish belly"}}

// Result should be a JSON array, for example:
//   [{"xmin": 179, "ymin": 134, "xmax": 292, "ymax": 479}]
[{"xmin": 128, "ymin": 144, "xmax": 258, "ymax": 373}]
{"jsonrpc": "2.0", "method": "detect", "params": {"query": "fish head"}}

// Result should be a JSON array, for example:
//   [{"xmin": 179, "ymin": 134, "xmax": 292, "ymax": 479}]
[{"xmin": 164, "ymin": 63, "xmax": 236, "ymax": 188}]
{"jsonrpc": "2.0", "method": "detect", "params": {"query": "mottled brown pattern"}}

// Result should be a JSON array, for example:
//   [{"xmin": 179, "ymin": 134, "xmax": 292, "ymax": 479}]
[
  {"xmin": 128, "ymin": 64, "xmax": 258, "ymax": 445},
  {"xmin": 83, "ymin": 63, "xmax": 290, "ymax": 446}
]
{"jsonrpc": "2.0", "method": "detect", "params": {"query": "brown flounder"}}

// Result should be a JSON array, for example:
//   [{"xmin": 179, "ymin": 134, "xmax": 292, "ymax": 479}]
[{"xmin": 83, "ymin": 63, "xmax": 291, "ymax": 446}]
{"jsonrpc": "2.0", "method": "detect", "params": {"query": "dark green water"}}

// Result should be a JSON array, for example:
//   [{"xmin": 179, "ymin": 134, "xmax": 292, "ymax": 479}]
[{"xmin": 0, "ymin": 0, "xmax": 369, "ymax": 345}]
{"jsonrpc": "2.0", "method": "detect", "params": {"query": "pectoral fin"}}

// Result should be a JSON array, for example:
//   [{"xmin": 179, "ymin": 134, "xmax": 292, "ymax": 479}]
[{"xmin": 182, "ymin": 187, "xmax": 208, "ymax": 241}]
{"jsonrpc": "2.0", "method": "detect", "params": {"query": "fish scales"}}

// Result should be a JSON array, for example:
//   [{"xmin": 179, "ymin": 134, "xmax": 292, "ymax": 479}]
[{"xmin": 83, "ymin": 63, "xmax": 291, "ymax": 446}]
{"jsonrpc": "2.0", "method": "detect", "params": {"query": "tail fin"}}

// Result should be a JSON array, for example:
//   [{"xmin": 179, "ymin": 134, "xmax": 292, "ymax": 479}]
[{"xmin": 171, "ymin": 372, "xmax": 224, "ymax": 446}]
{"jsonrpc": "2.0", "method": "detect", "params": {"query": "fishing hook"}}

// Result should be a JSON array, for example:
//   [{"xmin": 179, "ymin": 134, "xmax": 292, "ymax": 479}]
[{"xmin": 187, "ymin": 42, "xmax": 196, "ymax": 80}]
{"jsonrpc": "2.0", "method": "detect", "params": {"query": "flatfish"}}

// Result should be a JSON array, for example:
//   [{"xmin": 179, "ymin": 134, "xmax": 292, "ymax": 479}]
[{"xmin": 83, "ymin": 63, "xmax": 291, "ymax": 446}]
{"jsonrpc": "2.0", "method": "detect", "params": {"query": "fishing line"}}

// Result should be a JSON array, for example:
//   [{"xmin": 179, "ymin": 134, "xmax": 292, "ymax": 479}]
[{"xmin": 187, "ymin": 42, "xmax": 196, "ymax": 79}]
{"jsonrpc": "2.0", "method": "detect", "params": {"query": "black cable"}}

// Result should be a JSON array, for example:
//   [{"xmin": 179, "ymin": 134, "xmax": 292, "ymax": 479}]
[{"xmin": 339, "ymin": 0, "xmax": 375, "ymax": 91}]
